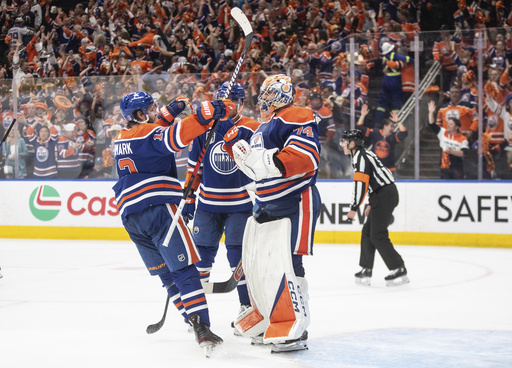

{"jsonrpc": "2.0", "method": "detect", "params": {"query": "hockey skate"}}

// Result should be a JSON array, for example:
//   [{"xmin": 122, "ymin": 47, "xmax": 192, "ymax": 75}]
[
  {"xmin": 189, "ymin": 314, "xmax": 223, "ymax": 358},
  {"xmin": 271, "ymin": 330, "xmax": 308, "ymax": 353},
  {"xmin": 231, "ymin": 304, "xmax": 251, "ymax": 336},
  {"xmin": 385, "ymin": 267, "xmax": 410, "ymax": 286},
  {"xmin": 354, "ymin": 268, "xmax": 372, "ymax": 286},
  {"xmin": 250, "ymin": 333, "xmax": 264, "ymax": 345}
]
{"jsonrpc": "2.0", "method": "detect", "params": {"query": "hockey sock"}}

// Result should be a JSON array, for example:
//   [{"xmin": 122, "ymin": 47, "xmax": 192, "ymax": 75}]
[
  {"xmin": 171, "ymin": 265, "xmax": 210, "ymax": 326},
  {"xmin": 166, "ymin": 283, "xmax": 188, "ymax": 323}
]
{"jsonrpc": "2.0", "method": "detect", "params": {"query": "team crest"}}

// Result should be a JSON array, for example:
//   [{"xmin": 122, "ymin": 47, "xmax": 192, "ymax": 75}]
[
  {"xmin": 487, "ymin": 115, "xmax": 498, "ymax": 130},
  {"xmin": 209, "ymin": 141, "xmax": 237, "ymax": 175},
  {"xmin": 250, "ymin": 132, "xmax": 264, "ymax": 149},
  {"xmin": 36, "ymin": 146, "xmax": 49, "ymax": 162},
  {"xmin": 446, "ymin": 109, "xmax": 461, "ymax": 120},
  {"xmin": 194, "ymin": 226, "xmax": 199, "ymax": 234},
  {"xmin": 178, "ymin": 254, "xmax": 185, "ymax": 262}
]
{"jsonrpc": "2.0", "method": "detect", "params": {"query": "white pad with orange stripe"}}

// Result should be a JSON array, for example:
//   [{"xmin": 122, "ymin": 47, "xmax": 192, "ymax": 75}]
[{"xmin": 234, "ymin": 217, "xmax": 310, "ymax": 343}]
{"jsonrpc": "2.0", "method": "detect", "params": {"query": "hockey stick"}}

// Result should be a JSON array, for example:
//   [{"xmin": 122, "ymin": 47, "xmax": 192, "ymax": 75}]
[
  {"xmin": 165, "ymin": 7, "xmax": 254, "ymax": 240},
  {"xmin": 202, "ymin": 258, "xmax": 244, "ymax": 294},
  {"xmin": 146, "ymin": 294, "xmax": 170, "ymax": 334},
  {"xmin": 146, "ymin": 260, "xmax": 244, "ymax": 334},
  {"xmin": 0, "ymin": 119, "xmax": 17, "ymax": 150}
]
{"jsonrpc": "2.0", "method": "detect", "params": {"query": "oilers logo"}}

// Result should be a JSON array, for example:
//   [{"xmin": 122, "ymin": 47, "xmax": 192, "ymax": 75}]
[
  {"xmin": 446, "ymin": 109, "xmax": 461, "ymax": 121},
  {"xmin": 36, "ymin": 146, "xmax": 49, "ymax": 162},
  {"xmin": 487, "ymin": 115, "xmax": 498, "ymax": 130},
  {"xmin": 209, "ymin": 141, "xmax": 237, "ymax": 175},
  {"xmin": 250, "ymin": 132, "xmax": 264, "ymax": 149}
]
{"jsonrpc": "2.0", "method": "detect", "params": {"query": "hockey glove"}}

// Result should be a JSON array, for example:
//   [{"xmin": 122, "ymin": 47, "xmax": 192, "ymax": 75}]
[
  {"xmin": 232, "ymin": 140, "xmax": 282, "ymax": 181},
  {"xmin": 182, "ymin": 194, "xmax": 196, "ymax": 223},
  {"xmin": 158, "ymin": 96, "xmax": 193, "ymax": 125},
  {"xmin": 196, "ymin": 99, "xmax": 235, "ymax": 125}
]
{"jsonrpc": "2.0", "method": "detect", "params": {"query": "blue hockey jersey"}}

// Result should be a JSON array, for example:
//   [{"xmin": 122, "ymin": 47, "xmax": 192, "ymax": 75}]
[
  {"xmin": 224, "ymin": 106, "xmax": 320, "ymax": 211},
  {"xmin": 113, "ymin": 116, "xmax": 211, "ymax": 221},
  {"xmin": 187, "ymin": 116, "xmax": 260, "ymax": 213}
]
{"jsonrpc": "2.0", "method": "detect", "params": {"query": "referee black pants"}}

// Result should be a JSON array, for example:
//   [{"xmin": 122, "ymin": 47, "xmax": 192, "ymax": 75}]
[{"xmin": 359, "ymin": 183, "xmax": 404, "ymax": 270}]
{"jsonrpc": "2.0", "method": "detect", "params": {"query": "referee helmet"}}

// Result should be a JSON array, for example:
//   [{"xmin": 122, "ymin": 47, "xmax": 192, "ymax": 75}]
[{"xmin": 342, "ymin": 129, "xmax": 364, "ymax": 147}]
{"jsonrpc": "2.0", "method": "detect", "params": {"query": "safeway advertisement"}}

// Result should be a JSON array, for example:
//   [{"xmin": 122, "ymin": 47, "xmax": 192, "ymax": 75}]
[{"xmin": 0, "ymin": 180, "xmax": 511, "ymax": 234}]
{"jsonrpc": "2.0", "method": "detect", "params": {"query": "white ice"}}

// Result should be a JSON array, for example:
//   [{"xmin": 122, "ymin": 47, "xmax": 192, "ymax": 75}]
[{"xmin": 1, "ymin": 239, "xmax": 511, "ymax": 368}]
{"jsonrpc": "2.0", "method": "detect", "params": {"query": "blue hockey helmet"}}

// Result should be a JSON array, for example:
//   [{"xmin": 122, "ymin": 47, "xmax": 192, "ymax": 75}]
[
  {"xmin": 216, "ymin": 82, "xmax": 245, "ymax": 101},
  {"xmin": 120, "ymin": 92, "xmax": 155, "ymax": 122}
]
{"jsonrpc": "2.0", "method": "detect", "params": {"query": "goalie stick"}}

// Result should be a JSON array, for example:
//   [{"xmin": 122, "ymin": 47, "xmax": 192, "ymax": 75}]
[
  {"xmin": 164, "ymin": 7, "xmax": 254, "ymax": 242},
  {"xmin": 145, "ymin": 260, "xmax": 244, "ymax": 334}
]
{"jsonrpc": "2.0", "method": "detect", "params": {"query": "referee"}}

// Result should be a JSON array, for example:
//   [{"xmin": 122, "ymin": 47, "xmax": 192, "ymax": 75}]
[{"xmin": 341, "ymin": 129, "xmax": 409, "ymax": 287}]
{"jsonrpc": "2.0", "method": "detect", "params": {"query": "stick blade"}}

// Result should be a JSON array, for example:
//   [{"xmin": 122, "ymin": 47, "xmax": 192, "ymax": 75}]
[
  {"xmin": 146, "ymin": 321, "xmax": 164, "ymax": 334},
  {"xmin": 230, "ymin": 8, "xmax": 253, "ymax": 38}
]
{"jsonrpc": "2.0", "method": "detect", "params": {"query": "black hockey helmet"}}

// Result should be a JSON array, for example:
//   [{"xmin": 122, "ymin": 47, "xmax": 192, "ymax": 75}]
[{"xmin": 342, "ymin": 129, "xmax": 364, "ymax": 147}]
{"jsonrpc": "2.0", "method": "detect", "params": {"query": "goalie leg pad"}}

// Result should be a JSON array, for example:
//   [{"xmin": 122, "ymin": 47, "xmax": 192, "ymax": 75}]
[{"xmin": 234, "ymin": 217, "xmax": 310, "ymax": 343}]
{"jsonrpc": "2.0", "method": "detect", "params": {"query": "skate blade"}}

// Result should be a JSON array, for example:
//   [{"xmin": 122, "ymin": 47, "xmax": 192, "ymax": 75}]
[
  {"xmin": 386, "ymin": 275, "xmax": 410, "ymax": 287},
  {"xmin": 200, "ymin": 342, "xmax": 222, "ymax": 358},
  {"xmin": 250, "ymin": 334, "xmax": 264, "ymax": 345},
  {"xmin": 271, "ymin": 341, "xmax": 308, "ymax": 353},
  {"xmin": 355, "ymin": 277, "xmax": 371, "ymax": 286}
]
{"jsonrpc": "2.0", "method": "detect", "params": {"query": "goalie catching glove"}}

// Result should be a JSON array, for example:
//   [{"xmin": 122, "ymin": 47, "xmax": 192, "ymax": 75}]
[
  {"xmin": 158, "ymin": 96, "xmax": 193, "ymax": 125},
  {"xmin": 232, "ymin": 140, "xmax": 282, "ymax": 181}
]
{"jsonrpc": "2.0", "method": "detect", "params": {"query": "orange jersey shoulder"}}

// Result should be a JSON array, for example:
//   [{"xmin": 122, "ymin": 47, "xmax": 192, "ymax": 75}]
[
  {"xmin": 115, "ymin": 124, "xmax": 159, "ymax": 141},
  {"xmin": 237, "ymin": 116, "xmax": 260, "ymax": 130},
  {"xmin": 277, "ymin": 106, "xmax": 315, "ymax": 124}
]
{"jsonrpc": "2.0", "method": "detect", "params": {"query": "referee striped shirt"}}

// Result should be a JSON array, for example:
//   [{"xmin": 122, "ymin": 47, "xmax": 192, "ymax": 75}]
[{"xmin": 349, "ymin": 147, "xmax": 395, "ymax": 211}]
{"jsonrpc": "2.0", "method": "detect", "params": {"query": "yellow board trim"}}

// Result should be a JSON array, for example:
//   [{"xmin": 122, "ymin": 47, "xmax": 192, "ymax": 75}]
[
  {"xmin": 314, "ymin": 231, "xmax": 512, "ymax": 248},
  {"xmin": 0, "ymin": 226, "xmax": 131, "ymax": 240},
  {"xmin": 0, "ymin": 227, "xmax": 511, "ymax": 248}
]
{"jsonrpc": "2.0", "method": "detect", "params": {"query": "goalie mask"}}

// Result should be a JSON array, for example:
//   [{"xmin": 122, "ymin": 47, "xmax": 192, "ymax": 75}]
[
  {"xmin": 258, "ymin": 74, "xmax": 294, "ymax": 119},
  {"xmin": 120, "ymin": 92, "xmax": 157, "ymax": 124}
]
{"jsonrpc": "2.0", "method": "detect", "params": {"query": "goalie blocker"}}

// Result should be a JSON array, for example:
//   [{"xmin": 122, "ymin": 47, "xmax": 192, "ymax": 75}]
[{"xmin": 234, "ymin": 218, "xmax": 310, "ymax": 351}]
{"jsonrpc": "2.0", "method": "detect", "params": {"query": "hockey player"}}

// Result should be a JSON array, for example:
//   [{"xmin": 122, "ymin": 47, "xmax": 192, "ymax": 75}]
[
  {"xmin": 113, "ymin": 91, "xmax": 235, "ymax": 356},
  {"xmin": 183, "ymin": 82, "xmax": 260, "ymax": 329},
  {"xmin": 223, "ymin": 74, "xmax": 321, "ymax": 352},
  {"xmin": 341, "ymin": 129, "xmax": 409, "ymax": 287}
]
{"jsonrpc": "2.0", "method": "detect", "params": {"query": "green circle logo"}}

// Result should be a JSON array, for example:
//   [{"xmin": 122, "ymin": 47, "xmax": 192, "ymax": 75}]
[{"xmin": 29, "ymin": 185, "xmax": 61, "ymax": 221}]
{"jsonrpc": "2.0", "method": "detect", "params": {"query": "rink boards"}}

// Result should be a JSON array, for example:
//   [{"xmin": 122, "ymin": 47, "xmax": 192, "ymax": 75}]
[{"xmin": 0, "ymin": 179, "xmax": 511, "ymax": 247}]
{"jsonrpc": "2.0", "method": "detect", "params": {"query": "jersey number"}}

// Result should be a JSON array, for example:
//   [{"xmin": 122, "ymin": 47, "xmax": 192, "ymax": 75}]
[
  {"xmin": 294, "ymin": 126, "xmax": 314, "ymax": 137},
  {"xmin": 118, "ymin": 158, "xmax": 138, "ymax": 174}
]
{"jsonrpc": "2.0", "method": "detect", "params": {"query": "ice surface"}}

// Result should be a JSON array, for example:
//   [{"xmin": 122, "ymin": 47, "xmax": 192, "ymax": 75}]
[{"xmin": 1, "ymin": 240, "xmax": 511, "ymax": 368}]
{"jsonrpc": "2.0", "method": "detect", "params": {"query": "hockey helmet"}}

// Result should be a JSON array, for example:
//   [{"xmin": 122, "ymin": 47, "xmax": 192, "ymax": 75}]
[
  {"xmin": 216, "ymin": 82, "xmax": 245, "ymax": 101},
  {"xmin": 258, "ymin": 74, "xmax": 294, "ymax": 118},
  {"xmin": 120, "ymin": 92, "xmax": 155, "ymax": 122},
  {"xmin": 342, "ymin": 129, "xmax": 364, "ymax": 147}
]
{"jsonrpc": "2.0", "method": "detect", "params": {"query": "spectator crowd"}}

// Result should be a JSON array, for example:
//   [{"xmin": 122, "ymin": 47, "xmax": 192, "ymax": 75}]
[{"xmin": 1, "ymin": 0, "xmax": 512, "ymax": 180}]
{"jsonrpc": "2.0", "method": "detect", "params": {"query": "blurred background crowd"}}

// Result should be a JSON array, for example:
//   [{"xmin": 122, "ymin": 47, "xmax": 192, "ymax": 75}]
[{"xmin": 1, "ymin": 0, "xmax": 512, "ymax": 180}]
